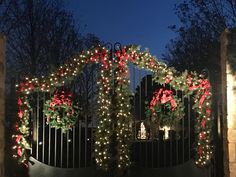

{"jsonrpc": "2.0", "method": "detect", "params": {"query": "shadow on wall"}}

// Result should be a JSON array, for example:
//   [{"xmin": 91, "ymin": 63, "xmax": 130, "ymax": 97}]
[{"xmin": 28, "ymin": 157, "xmax": 209, "ymax": 177}]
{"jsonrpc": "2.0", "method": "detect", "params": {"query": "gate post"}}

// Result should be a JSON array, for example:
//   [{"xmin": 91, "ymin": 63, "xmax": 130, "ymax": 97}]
[
  {"xmin": 220, "ymin": 28, "xmax": 236, "ymax": 177},
  {"xmin": 0, "ymin": 34, "xmax": 5, "ymax": 177}
]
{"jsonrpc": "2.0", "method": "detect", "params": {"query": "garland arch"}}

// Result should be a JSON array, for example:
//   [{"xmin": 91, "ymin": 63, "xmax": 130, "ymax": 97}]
[
  {"xmin": 14, "ymin": 45, "xmax": 213, "ymax": 169},
  {"xmin": 14, "ymin": 47, "xmax": 114, "ymax": 168},
  {"xmin": 114, "ymin": 45, "xmax": 213, "ymax": 167}
]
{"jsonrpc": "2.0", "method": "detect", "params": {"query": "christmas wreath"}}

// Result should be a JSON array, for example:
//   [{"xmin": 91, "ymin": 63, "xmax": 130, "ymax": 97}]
[
  {"xmin": 44, "ymin": 90, "xmax": 79, "ymax": 133},
  {"xmin": 146, "ymin": 88, "xmax": 185, "ymax": 127}
]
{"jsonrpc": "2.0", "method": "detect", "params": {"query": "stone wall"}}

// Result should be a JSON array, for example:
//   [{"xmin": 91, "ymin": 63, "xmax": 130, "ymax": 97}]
[
  {"xmin": 0, "ymin": 34, "xmax": 5, "ymax": 177},
  {"xmin": 221, "ymin": 28, "xmax": 236, "ymax": 177}
]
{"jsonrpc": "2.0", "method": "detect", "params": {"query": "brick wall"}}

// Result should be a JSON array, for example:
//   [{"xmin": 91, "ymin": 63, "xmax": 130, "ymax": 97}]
[
  {"xmin": 221, "ymin": 28, "xmax": 236, "ymax": 177},
  {"xmin": 0, "ymin": 34, "xmax": 5, "ymax": 177}
]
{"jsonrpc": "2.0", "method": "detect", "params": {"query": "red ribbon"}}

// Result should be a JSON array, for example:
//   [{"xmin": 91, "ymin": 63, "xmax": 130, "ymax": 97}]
[
  {"xmin": 200, "ymin": 79, "xmax": 210, "ymax": 89},
  {"xmin": 201, "ymin": 119, "xmax": 205, "ymax": 129},
  {"xmin": 18, "ymin": 109, "xmax": 23, "ymax": 119},
  {"xmin": 206, "ymin": 109, "xmax": 211, "ymax": 116},
  {"xmin": 198, "ymin": 146, "xmax": 203, "ymax": 156},
  {"xmin": 189, "ymin": 85, "xmax": 198, "ymax": 91},
  {"xmin": 18, "ymin": 98, "xmax": 23, "ymax": 106},
  {"xmin": 17, "ymin": 148, "xmax": 23, "ymax": 157},
  {"xmin": 199, "ymin": 90, "xmax": 209, "ymax": 106},
  {"xmin": 170, "ymin": 99, "xmax": 177, "ymax": 110},
  {"xmin": 16, "ymin": 135, "xmax": 22, "ymax": 144}
]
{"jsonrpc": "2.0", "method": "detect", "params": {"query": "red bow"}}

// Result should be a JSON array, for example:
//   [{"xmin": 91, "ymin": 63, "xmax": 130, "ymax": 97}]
[
  {"xmin": 161, "ymin": 90, "xmax": 172, "ymax": 104},
  {"xmin": 150, "ymin": 89, "xmax": 177, "ymax": 111}
]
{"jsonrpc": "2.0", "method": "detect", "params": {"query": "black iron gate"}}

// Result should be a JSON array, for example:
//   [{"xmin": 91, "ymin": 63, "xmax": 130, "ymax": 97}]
[
  {"xmin": 30, "ymin": 93, "xmax": 94, "ymax": 168},
  {"xmin": 27, "ymin": 44, "xmax": 220, "ymax": 177},
  {"xmin": 131, "ymin": 75, "xmax": 195, "ymax": 168}
]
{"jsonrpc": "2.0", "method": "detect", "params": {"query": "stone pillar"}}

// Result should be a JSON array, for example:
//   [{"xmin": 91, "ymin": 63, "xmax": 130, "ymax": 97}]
[
  {"xmin": 221, "ymin": 28, "xmax": 236, "ymax": 177},
  {"xmin": 0, "ymin": 34, "xmax": 5, "ymax": 177}
]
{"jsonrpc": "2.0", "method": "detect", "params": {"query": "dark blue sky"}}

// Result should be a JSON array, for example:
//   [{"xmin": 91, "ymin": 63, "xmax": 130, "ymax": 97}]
[{"xmin": 66, "ymin": 0, "xmax": 180, "ymax": 58}]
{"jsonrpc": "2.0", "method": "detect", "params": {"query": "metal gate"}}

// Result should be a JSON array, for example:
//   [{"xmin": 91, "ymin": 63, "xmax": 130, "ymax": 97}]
[
  {"xmin": 131, "ymin": 74, "xmax": 195, "ymax": 168},
  {"xmin": 27, "ymin": 44, "xmax": 220, "ymax": 177}
]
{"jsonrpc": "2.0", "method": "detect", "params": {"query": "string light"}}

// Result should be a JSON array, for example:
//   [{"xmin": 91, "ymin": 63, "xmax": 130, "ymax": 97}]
[
  {"xmin": 117, "ymin": 45, "xmax": 213, "ymax": 167},
  {"xmin": 13, "ymin": 96, "xmax": 31, "ymax": 165},
  {"xmin": 14, "ymin": 44, "xmax": 213, "ymax": 169}
]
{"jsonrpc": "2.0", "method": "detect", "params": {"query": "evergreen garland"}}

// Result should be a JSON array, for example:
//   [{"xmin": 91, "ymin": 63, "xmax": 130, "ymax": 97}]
[{"xmin": 15, "ymin": 44, "xmax": 213, "ymax": 169}]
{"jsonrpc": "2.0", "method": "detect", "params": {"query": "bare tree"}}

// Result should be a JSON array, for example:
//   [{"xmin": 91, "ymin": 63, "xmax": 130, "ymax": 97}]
[
  {"xmin": 164, "ymin": 2, "xmax": 235, "ymax": 176},
  {"xmin": 0, "ymin": 1, "xmax": 102, "ymax": 177},
  {"xmin": 0, "ymin": 0, "xmax": 83, "ymax": 78},
  {"xmin": 164, "ymin": 0, "xmax": 236, "ymax": 74}
]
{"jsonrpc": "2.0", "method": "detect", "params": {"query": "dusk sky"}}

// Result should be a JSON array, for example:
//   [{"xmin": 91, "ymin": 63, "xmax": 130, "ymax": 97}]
[{"xmin": 66, "ymin": 0, "xmax": 180, "ymax": 58}]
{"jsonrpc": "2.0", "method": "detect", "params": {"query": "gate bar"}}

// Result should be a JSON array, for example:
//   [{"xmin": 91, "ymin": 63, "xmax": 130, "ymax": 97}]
[
  {"xmin": 48, "ymin": 124, "xmax": 51, "ymax": 165},
  {"xmin": 42, "ymin": 93, "xmax": 45, "ymax": 163},
  {"xmin": 54, "ymin": 129, "xmax": 57, "ymax": 166},
  {"xmin": 182, "ymin": 92, "xmax": 185, "ymax": 163},
  {"xmin": 67, "ymin": 131, "xmax": 69, "ymax": 168},
  {"xmin": 188, "ymin": 94, "xmax": 191, "ymax": 160},
  {"xmin": 145, "ymin": 75, "xmax": 148, "ymax": 167},
  {"xmin": 79, "ymin": 120, "xmax": 81, "ymax": 167},
  {"xmin": 73, "ymin": 126, "xmax": 75, "ymax": 167},
  {"xmin": 60, "ymin": 130, "xmax": 63, "ymax": 167},
  {"xmin": 36, "ymin": 92, "xmax": 39, "ymax": 160},
  {"xmin": 139, "ymin": 69, "xmax": 142, "ymax": 166}
]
